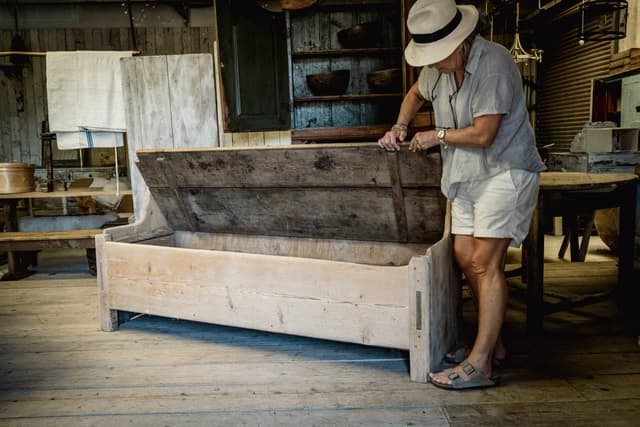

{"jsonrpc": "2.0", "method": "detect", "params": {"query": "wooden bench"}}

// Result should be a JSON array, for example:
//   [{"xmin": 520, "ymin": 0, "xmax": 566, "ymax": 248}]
[
  {"xmin": 97, "ymin": 143, "xmax": 460, "ymax": 383},
  {"xmin": 0, "ymin": 229, "xmax": 102, "ymax": 280}
]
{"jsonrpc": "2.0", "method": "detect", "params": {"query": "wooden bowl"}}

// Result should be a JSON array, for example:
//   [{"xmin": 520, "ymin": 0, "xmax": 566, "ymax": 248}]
[
  {"xmin": 257, "ymin": 1, "xmax": 282, "ymax": 12},
  {"xmin": 306, "ymin": 70, "xmax": 350, "ymax": 96},
  {"xmin": 337, "ymin": 22, "xmax": 383, "ymax": 48},
  {"xmin": 0, "ymin": 162, "xmax": 35, "ymax": 194},
  {"xmin": 280, "ymin": 0, "xmax": 318, "ymax": 10},
  {"xmin": 367, "ymin": 68, "xmax": 401, "ymax": 93}
]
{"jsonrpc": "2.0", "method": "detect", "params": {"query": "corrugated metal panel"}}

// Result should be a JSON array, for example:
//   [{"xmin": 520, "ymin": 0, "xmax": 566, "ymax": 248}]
[{"xmin": 536, "ymin": 14, "xmax": 612, "ymax": 152}]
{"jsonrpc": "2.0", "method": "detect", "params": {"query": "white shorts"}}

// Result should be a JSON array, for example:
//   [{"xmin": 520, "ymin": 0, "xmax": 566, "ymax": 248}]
[{"xmin": 450, "ymin": 169, "xmax": 540, "ymax": 248}]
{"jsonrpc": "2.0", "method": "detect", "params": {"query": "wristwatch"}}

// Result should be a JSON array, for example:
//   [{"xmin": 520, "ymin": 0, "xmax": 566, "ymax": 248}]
[{"xmin": 437, "ymin": 129, "xmax": 447, "ymax": 145}]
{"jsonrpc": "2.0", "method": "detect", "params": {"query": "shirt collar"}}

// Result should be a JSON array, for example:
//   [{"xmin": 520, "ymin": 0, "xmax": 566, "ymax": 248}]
[{"xmin": 465, "ymin": 34, "xmax": 484, "ymax": 75}]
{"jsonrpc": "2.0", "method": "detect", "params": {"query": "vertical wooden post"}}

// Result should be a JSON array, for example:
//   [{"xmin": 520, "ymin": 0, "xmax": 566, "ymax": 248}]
[
  {"xmin": 408, "ymin": 255, "xmax": 429, "ymax": 383},
  {"xmin": 95, "ymin": 233, "xmax": 118, "ymax": 331},
  {"xmin": 408, "ymin": 234, "xmax": 460, "ymax": 383},
  {"xmin": 617, "ymin": 181, "xmax": 637, "ymax": 312},
  {"xmin": 526, "ymin": 191, "xmax": 545, "ymax": 334}
]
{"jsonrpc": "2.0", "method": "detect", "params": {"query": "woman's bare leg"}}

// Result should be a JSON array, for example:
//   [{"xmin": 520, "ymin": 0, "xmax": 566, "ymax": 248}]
[{"xmin": 430, "ymin": 235, "xmax": 511, "ymax": 385}]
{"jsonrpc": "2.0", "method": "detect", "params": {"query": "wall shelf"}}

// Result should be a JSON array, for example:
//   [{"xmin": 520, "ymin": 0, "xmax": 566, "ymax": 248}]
[
  {"xmin": 292, "ymin": 47, "xmax": 401, "ymax": 58},
  {"xmin": 294, "ymin": 93, "xmax": 402, "ymax": 103},
  {"xmin": 289, "ymin": 1, "xmax": 403, "ymax": 131}
]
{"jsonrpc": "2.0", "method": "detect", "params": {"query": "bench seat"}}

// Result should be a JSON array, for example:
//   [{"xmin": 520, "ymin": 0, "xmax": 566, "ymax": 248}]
[{"xmin": 0, "ymin": 229, "xmax": 102, "ymax": 251}]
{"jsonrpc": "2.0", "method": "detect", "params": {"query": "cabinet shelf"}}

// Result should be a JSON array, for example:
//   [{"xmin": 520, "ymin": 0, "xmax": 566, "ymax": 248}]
[
  {"xmin": 292, "ymin": 47, "xmax": 401, "ymax": 58},
  {"xmin": 314, "ymin": 0, "xmax": 398, "ymax": 8},
  {"xmin": 294, "ymin": 93, "xmax": 402, "ymax": 103}
]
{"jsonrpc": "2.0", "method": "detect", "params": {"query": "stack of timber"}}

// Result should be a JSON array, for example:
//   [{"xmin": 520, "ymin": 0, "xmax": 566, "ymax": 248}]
[{"xmin": 609, "ymin": 48, "xmax": 640, "ymax": 75}]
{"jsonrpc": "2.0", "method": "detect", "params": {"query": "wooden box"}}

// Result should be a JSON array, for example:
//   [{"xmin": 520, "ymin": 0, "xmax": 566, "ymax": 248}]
[
  {"xmin": 570, "ymin": 127, "xmax": 640, "ymax": 153},
  {"xmin": 96, "ymin": 143, "xmax": 458, "ymax": 383}
]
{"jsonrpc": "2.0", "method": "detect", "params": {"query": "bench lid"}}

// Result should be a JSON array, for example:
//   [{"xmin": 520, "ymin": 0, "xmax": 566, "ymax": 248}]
[{"xmin": 136, "ymin": 143, "xmax": 444, "ymax": 243}]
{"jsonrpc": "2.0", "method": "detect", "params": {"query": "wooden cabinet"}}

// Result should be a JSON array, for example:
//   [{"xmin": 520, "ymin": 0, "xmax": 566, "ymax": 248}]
[
  {"xmin": 216, "ymin": 0, "xmax": 291, "ymax": 132},
  {"xmin": 621, "ymin": 73, "xmax": 640, "ymax": 127},
  {"xmin": 288, "ymin": 1, "xmax": 403, "ymax": 136}
]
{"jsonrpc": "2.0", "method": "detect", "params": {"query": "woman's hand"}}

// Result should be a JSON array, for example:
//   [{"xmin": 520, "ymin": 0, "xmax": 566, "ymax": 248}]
[
  {"xmin": 409, "ymin": 130, "xmax": 440, "ymax": 152},
  {"xmin": 378, "ymin": 124, "xmax": 407, "ymax": 151}
]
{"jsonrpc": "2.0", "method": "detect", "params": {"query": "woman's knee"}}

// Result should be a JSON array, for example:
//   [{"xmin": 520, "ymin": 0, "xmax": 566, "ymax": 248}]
[
  {"xmin": 453, "ymin": 236, "xmax": 475, "ymax": 270},
  {"xmin": 469, "ymin": 251, "xmax": 505, "ymax": 278},
  {"xmin": 453, "ymin": 244, "xmax": 473, "ymax": 270}
]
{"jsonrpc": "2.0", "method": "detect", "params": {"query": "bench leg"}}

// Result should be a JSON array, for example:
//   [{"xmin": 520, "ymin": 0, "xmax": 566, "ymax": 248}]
[
  {"xmin": 408, "ymin": 256, "xmax": 429, "ymax": 383},
  {"xmin": 1, "ymin": 251, "xmax": 37, "ymax": 281},
  {"xmin": 408, "ymin": 236, "xmax": 459, "ymax": 383},
  {"xmin": 95, "ymin": 234, "xmax": 119, "ymax": 331}
]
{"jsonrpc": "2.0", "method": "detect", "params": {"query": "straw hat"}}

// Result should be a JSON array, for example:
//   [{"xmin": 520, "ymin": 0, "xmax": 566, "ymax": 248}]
[{"xmin": 404, "ymin": 0, "xmax": 479, "ymax": 67}]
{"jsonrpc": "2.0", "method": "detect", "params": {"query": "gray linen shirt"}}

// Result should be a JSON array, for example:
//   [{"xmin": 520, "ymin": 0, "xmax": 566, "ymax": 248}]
[{"xmin": 417, "ymin": 35, "xmax": 546, "ymax": 199}]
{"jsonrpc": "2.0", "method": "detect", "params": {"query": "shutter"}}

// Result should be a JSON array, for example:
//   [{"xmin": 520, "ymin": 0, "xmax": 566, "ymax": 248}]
[{"xmin": 536, "ymin": 13, "xmax": 613, "ymax": 151}]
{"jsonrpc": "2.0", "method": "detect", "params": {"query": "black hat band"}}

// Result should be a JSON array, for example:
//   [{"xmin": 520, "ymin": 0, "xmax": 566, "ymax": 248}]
[{"xmin": 411, "ymin": 10, "xmax": 462, "ymax": 44}]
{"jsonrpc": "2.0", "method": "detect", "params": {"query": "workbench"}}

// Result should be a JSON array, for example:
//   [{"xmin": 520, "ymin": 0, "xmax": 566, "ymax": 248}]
[
  {"xmin": 525, "ymin": 172, "xmax": 638, "ymax": 333},
  {"xmin": 0, "ymin": 188, "xmax": 132, "ymax": 280}
]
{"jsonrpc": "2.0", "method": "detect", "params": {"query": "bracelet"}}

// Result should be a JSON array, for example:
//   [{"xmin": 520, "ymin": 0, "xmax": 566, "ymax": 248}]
[{"xmin": 392, "ymin": 123, "xmax": 408, "ymax": 132}]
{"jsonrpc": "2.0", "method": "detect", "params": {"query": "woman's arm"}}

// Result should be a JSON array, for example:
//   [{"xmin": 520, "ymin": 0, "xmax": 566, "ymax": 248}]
[
  {"xmin": 378, "ymin": 82, "xmax": 425, "ymax": 151},
  {"xmin": 409, "ymin": 114, "xmax": 503, "ymax": 152}
]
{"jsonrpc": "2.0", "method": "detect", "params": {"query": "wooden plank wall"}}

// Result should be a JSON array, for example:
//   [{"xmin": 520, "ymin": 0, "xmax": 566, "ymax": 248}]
[
  {"xmin": 0, "ymin": 27, "xmax": 216, "ymax": 166},
  {"xmin": 121, "ymin": 53, "xmax": 218, "ymax": 219},
  {"xmin": 290, "ymin": 5, "xmax": 402, "ymax": 129}
]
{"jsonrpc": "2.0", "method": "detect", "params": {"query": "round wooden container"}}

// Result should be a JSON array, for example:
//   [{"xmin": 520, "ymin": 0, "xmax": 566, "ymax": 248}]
[{"xmin": 0, "ymin": 162, "xmax": 36, "ymax": 194}]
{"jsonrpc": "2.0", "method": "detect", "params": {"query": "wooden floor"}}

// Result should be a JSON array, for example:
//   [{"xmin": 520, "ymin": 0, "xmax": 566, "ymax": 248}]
[{"xmin": 1, "ymin": 238, "xmax": 639, "ymax": 426}]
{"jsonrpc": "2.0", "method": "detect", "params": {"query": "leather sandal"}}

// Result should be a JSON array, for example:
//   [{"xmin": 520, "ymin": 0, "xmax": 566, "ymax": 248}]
[
  {"xmin": 430, "ymin": 359, "xmax": 500, "ymax": 390},
  {"xmin": 444, "ymin": 347, "xmax": 508, "ymax": 368}
]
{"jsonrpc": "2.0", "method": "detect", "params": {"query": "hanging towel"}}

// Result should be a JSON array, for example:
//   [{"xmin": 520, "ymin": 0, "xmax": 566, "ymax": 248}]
[
  {"xmin": 55, "ymin": 130, "xmax": 125, "ymax": 150},
  {"xmin": 46, "ymin": 51, "xmax": 132, "ymax": 149}
]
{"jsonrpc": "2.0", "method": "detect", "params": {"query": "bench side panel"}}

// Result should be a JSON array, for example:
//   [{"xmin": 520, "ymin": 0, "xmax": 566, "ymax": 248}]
[{"xmin": 101, "ymin": 241, "xmax": 410, "ymax": 349}]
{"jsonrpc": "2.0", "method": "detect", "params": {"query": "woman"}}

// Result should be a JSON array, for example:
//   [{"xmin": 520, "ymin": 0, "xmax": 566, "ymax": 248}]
[{"xmin": 379, "ymin": 0, "xmax": 546, "ymax": 390}]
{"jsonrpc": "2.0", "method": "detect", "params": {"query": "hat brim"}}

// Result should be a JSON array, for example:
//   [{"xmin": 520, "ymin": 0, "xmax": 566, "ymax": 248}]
[{"xmin": 404, "ymin": 5, "xmax": 479, "ymax": 67}]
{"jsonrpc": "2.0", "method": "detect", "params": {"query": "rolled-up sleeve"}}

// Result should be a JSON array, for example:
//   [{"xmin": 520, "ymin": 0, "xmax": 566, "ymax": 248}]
[{"xmin": 471, "ymin": 73, "xmax": 512, "ymax": 117}]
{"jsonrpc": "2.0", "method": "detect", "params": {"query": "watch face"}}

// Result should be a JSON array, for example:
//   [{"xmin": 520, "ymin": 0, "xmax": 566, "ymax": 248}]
[{"xmin": 438, "ymin": 130, "xmax": 445, "ymax": 139}]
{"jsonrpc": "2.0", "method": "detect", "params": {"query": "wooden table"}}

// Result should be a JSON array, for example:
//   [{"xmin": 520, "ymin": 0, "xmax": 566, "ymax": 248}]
[
  {"xmin": 0, "ymin": 188, "xmax": 132, "ymax": 280},
  {"xmin": 0, "ymin": 188, "xmax": 132, "ymax": 229},
  {"xmin": 525, "ymin": 172, "xmax": 638, "ymax": 334}
]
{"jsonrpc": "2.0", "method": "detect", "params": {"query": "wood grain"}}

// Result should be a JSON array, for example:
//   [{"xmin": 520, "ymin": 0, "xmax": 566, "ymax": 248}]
[
  {"xmin": 136, "ymin": 144, "xmax": 445, "ymax": 243},
  {"xmin": 120, "ymin": 53, "xmax": 218, "ymax": 220},
  {"xmin": 103, "ymin": 241, "xmax": 410, "ymax": 349}
]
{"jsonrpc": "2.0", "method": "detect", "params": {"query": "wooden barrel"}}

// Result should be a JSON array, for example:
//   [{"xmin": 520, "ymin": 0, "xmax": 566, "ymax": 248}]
[{"xmin": 594, "ymin": 208, "xmax": 619, "ymax": 254}]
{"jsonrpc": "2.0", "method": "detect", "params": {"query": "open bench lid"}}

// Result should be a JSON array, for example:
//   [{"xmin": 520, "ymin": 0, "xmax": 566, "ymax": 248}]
[{"xmin": 135, "ymin": 143, "xmax": 445, "ymax": 243}]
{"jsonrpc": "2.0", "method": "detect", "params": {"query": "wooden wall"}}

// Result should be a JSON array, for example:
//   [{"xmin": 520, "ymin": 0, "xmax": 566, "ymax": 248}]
[{"xmin": 0, "ymin": 26, "xmax": 216, "ymax": 165}]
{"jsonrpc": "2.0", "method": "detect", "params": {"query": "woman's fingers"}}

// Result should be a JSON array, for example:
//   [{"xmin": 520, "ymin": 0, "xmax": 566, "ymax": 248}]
[{"xmin": 378, "ymin": 131, "xmax": 401, "ymax": 151}]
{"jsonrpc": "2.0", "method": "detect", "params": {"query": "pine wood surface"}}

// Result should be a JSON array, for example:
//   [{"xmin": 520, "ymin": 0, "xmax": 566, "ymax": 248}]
[{"xmin": 2, "ymin": 254, "xmax": 639, "ymax": 426}]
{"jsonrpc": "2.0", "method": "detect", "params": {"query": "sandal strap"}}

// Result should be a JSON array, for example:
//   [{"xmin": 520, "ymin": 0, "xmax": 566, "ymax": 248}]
[
  {"xmin": 461, "ymin": 360, "xmax": 476, "ymax": 376},
  {"xmin": 443, "ymin": 367, "xmax": 459, "ymax": 380}
]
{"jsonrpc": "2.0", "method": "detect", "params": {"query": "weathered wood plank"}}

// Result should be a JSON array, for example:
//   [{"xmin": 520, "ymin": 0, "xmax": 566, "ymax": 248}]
[
  {"xmin": 175, "ymin": 187, "xmax": 442, "ymax": 242},
  {"xmin": 0, "ymin": 229, "xmax": 101, "ymax": 251},
  {"xmin": 134, "ymin": 144, "xmax": 444, "ymax": 242},
  {"xmin": 444, "ymin": 399, "xmax": 640, "ymax": 427},
  {"xmin": 165, "ymin": 54, "xmax": 217, "ymax": 149},
  {"xmin": 0, "ymin": 408, "xmax": 449, "ymax": 427},
  {"xmin": 139, "ymin": 143, "xmax": 435, "ymax": 187},
  {"xmin": 103, "ymin": 241, "xmax": 409, "ymax": 349},
  {"xmin": 174, "ymin": 231, "xmax": 429, "ymax": 266},
  {"xmin": 121, "ymin": 54, "xmax": 218, "ymax": 219}
]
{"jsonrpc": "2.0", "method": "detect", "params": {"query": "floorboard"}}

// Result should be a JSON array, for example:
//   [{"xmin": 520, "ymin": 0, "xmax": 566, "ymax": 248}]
[{"xmin": 1, "ymin": 237, "xmax": 639, "ymax": 426}]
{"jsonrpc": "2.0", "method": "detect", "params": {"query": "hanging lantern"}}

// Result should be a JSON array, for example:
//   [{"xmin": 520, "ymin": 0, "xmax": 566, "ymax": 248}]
[
  {"xmin": 579, "ymin": 0, "xmax": 628, "ymax": 43},
  {"xmin": 509, "ymin": 1, "xmax": 543, "ymax": 64}
]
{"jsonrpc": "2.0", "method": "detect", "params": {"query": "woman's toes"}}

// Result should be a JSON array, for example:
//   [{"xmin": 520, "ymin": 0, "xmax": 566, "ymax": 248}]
[{"xmin": 428, "ymin": 371, "xmax": 451, "ymax": 385}]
